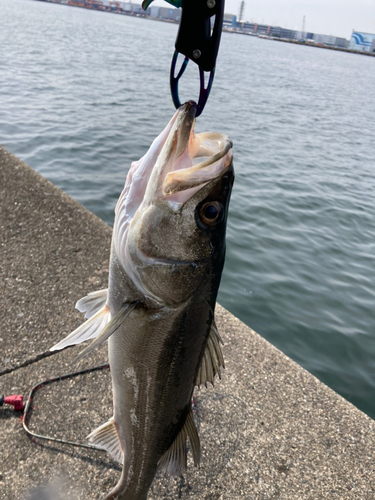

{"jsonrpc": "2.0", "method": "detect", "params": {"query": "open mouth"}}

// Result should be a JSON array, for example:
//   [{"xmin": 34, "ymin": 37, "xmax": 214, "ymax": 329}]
[
  {"xmin": 163, "ymin": 130, "xmax": 233, "ymax": 200},
  {"xmin": 144, "ymin": 101, "xmax": 233, "ymax": 206}
]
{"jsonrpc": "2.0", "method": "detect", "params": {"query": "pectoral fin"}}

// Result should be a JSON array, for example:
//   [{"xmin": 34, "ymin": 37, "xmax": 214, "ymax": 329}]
[
  {"xmin": 76, "ymin": 288, "xmax": 108, "ymax": 319},
  {"xmin": 50, "ymin": 304, "xmax": 111, "ymax": 352},
  {"xmin": 73, "ymin": 302, "xmax": 138, "ymax": 363},
  {"xmin": 195, "ymin": 320, "xmax": 225, "ymax": 387},
  {"xmin": 158, "ymin": 406, "xmax": 200, "ymax": 475}
]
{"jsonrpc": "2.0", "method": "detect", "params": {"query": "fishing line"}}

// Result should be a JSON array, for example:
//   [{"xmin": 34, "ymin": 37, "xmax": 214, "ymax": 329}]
[
  {"xmin": 1, "ymin": 359, "xmax": 111, "ymax": 451},
  {"xmin": 23, "ymin": 363, "xmax": 110, "ymax": 450},
  {"xmin": 0, "ymin": 347, "xmax": 73, "ymax": 377}
]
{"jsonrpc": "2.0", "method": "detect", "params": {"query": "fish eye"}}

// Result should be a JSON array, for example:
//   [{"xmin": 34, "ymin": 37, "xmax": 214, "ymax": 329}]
[{"xmin": 199, "ymin": 202, "xmax": 222, "ymax": 225}]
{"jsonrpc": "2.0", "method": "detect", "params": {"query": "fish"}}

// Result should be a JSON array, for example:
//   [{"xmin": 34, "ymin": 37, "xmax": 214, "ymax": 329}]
[{"xmin": 51, "ymin": 101, "xmax": 234, "ymax": 500}]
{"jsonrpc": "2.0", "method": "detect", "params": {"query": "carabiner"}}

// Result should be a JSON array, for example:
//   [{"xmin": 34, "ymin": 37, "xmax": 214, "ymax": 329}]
[
  {"xmin": 171, "ymin": 0, "xmax": 224, "ymax": 116},
  {"xmin": 143, "ymin": 0, "xmax": 225, "ymax": 117}
]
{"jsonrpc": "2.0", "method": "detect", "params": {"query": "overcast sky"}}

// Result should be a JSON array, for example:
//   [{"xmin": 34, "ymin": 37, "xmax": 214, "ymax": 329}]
[{"xmin": 153, "ymin": 0, "xmax": 375, "ymax": 39}]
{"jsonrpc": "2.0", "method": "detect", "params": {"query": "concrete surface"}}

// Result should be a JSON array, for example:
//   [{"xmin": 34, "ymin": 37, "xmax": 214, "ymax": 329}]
[{"xmin": 0, "ymin": 145, "xmax": 374, "ymax": 500}]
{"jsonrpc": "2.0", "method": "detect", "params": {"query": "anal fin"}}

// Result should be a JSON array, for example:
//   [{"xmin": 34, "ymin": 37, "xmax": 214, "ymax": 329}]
[
  {"xmin": 88, "ymin": 417, "xmax": 123, "ymax": 464},
  {"xmin": 158, "ymin": 406, "xmax": 200, "ymax": 476},
  {"xmin": 195, "ymin": 319, "xmax": 225, "ymax": 388}
]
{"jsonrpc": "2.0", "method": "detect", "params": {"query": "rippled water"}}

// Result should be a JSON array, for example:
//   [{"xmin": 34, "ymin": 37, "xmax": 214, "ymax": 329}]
[{"xmin": 1, "ymin": 0, "xmax": 374, "ymax": 418}]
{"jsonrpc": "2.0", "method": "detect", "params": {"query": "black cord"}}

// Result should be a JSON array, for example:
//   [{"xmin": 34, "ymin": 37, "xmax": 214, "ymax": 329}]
[
  {"xmin": 0, "ymin": 346, "xmax": 74, "ymax": 377},
  {"xmin": 22, "ymin": 362, "xmax": 110, "ymax": 450}
]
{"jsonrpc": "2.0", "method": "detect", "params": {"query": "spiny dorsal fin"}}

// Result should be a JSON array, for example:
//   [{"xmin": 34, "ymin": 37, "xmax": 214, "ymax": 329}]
[
  {"xmin": 158, "ymin": 406, "xmax": 200, "ymax": 475},
  {"xmin": 50, "ymin": 304, "xmax": 111, "ymax": 352},
  {"xmin": 76, "ymin": 289, "xmax": 108, "ymax": 319},
  {"xmin": 73, "ymin": 302, "xmax": 138, "ymax": 363},
  {"xmin": 87, "ymin": 417, "xmax": 123, "ymax": 464},
  {"xmin": 195, "ymin": 320, "xmax": 225, "ymax": 388}
]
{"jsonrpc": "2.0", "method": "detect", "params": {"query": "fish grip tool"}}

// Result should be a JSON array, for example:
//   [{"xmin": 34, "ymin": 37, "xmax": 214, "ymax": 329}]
[
  {"xmin": 22, "ymin": 363, "xmax": 111, "ymax": 452},
  {"xmin": 170, "ymin": 0, "xmax": 225, "ymax": 116},
  {"xmin": 143, "ymin": 0, "xmax": 225, "ymax": 116}
]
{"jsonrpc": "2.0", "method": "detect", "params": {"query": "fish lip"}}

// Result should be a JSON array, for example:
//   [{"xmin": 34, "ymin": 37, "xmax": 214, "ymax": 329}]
[
  {"xmin": 141, "ymin": 101, "xmax": 198, "ymax": 206},
  {"xmin": 171, "ymin": 101, "xmax": 197, "ymax": 158},
  {"xmin": 179, "ymin": 100, "xmax": 197, "ymax": 120}
]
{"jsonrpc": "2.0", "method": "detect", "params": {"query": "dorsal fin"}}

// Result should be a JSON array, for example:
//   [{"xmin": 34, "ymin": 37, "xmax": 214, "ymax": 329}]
[
  {"xmin": 76, "ymin": 289, "xmax": 108, "ymax": 319},
  {"xmin": 158, "ymin": 406, "xmax": 200, "ymax": 476},
  {"xmin": 87, "ymin": 417, "xmax": 123, "ymax": 464},
  {"xmin": 195, "ymin": 320, "xmax": 225, "ymax": 388}
]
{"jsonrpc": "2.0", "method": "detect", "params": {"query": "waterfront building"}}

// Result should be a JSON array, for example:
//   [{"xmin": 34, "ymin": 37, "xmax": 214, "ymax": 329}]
[
  {"xmin": 333, "ymin": 37, "xmax": 348, "ymax": 48},
  {"xmin": 121, "ymin": 3, "xmax": 141, "ymax": 12},
  {"xmin": 349, "ymin": 31, "xmax": 375, "ymax": 53},
  {"xmin": 223, "ymin": 13, "xmax": 237, "ymax": 28},
  {"xmin": 270, "ymin": 26, "xmax": 298, "ymax": 40},
  {"xmin": 149, "ymin": 5, "xmax": 180, "ymax": 21}
]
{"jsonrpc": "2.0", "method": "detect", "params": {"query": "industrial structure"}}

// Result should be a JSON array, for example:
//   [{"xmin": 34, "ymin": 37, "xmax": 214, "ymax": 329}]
[
  {"xmin": 238, "ymin": 1, "xmax": 245, "ymax": 23},
  {"xmin": 222, "ymin": 17, "xmax": 349, "ymax": 49},
  {"xmin": 33, "ymin": 0, "xmax": 375, "ymax": 54}
]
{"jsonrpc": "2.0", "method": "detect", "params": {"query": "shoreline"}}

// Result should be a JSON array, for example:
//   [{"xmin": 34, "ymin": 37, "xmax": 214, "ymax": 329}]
[
  {"xmin": 227, "ymin": 29, "xmax": 375, "ymax": 57},
  {"xmin": 30, "ymin": 0, "xmax": 374, "ymax": 58}
]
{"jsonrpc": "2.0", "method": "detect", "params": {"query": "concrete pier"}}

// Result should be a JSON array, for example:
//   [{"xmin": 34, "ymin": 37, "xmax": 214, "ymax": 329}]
[{"xmin": 0, "ymin": 145, "xmax": 374, "ymax": 499}]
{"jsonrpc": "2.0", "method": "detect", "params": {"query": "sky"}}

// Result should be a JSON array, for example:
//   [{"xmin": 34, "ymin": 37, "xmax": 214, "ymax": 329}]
[{"xmin": 152, "ymin": 0, "xmax": 375, "ymax": 39}]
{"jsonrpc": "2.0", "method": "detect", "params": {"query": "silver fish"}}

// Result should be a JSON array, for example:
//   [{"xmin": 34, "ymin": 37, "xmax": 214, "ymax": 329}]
[{"xmin": 51, "ymin": 101, "xmax": 234, "ymax": 500}]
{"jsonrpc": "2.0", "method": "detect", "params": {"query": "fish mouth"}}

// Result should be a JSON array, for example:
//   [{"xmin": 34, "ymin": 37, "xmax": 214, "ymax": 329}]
[
  {"xmin": 113, "ymin": 102, "xmax": 233, "ymax": 274},
  {"xmin": 143, "ymin": 101, "xmax": 233, "ymax": 207}
]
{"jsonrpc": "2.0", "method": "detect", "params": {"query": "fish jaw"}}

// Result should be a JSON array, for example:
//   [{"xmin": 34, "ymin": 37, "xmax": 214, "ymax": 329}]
[
  {"xmin": 141, "ymin": 100, "xmax": 198, "ymax": 206},
  {"xmin": 141, "ymin": 101, "xmax": 233, "ymax": 207}
]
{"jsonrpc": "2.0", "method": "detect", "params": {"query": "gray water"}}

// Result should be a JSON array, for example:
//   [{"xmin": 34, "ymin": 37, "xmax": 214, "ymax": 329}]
[{"xmin": 1, "ymin": 0, "xmax": 375, "ymax": 419}]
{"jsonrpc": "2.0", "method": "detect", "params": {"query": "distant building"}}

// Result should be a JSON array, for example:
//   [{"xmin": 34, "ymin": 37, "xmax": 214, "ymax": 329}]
[
  {"xmin": 349, "ymin": 31, "xmax": 375, "ymax": 53},
  {"xmin": 237, "ymin": 22, "xmax": 272, "ymax": 36},
  {"xmin": 295, "ymin": 31, "xmax": 314, "ymax": 41},
  {"xmin": 233, "ymin": 22, "xmax": 349, "ymax": 49},
  {"xmin": 313, "ymin": 33, "xmax": 336, "ymax": 46},
  {"xmin": 149, "ymin": 5, "xmax": 160, "ymax": 17},
  {"xmin": 223, "ymin": 13, "xmax": 237, "ymax": 27},
  {"xmin": 121, "ymin": 2, "xmax": 133, "ymax": 11},
  {"xmin": 334, "ymin": 37, "xmax": 348, "ymax": 49},
  {"xmin": 120, "ymin": 2, "xmax": 141, "ymax": 12},
  {"xmin": 155, "ymin": 6, "xmax": 180, "ymax": 21},
  {"xmin": 270, "ymin": 26, "xmax": 297, "ymax": 40}
]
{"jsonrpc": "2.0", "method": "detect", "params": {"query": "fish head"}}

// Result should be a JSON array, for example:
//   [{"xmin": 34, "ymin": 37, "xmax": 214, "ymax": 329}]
[{"xmin": 113, "ymin": 102, "xmax": 234, "ymax": 307}]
